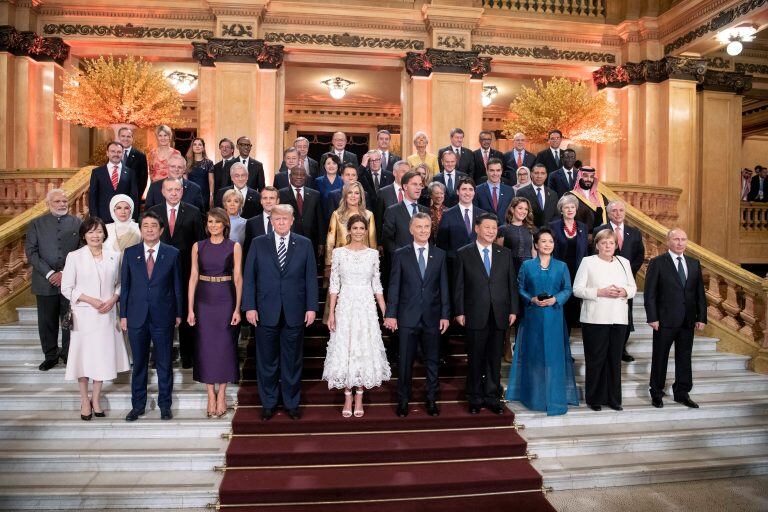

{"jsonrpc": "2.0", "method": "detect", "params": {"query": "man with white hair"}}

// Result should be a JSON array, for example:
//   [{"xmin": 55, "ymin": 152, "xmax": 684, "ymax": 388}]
[
  {"xmin": 214, "ymin": 162, "xmax": 263, "ymax": 219},
  {"xmin": 503, "ymin": 132, "xmax": 535, "ymax": 182},
  {"xmin": 24, "ymin": 189, "xmax": 82, "ymax": 370},
  {"xmin": 278, "ymin": 137, "xmax": 319, "ymax": 177},
  {"xmin": 144, "ymin": 154, "xmax": 204, "ymax": 212}
]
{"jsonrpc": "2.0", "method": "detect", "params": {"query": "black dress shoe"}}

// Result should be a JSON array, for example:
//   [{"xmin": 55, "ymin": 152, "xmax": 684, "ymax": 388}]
[
  {"xmin": 608, "ymin": 404, "xmax": 623, "ymax": 411},
  {"xmin": 396, "ymin": 402, "xmax": 409, "ymax": 417},
  {"xmin": 588, "ymin": 404, "xmax": 602, "ymax": 411},
  {"xmin": 160, "ymin": 408, "xmax": 173, "ymax": 420},
  {"xmin": 486, "ymin": 403, "xmax": 506, "ymax": 415},
  {"xmin": 287, "ymin": 408, "xmax": 301, "ymax": 420},
  {"xmin": 674, "ymin": 397, "xmax": 699, "ymax": 409},
  {"xmin": 468, "ymin": 404, "xmax": 481, "ymax": 414},
  {"xmin": 125, "ymin": 409, "xmax": 145, "ymax": 422},
  {"xmin": 621, "ymin": 352, "xmax": 635, "ymax": 363},
  {"xmin": 261, "ymin": 407, "xmax": 276, "ymax": 421},
  {"xmin": 425, "ymin": 400, "xmax": 440, "ymax": 417},
  {"xmin": 38, "ymin": 359, "xmax": 57, "ymax": 371},
  {"xmin": 651, "ymin": 397, "xmax": 663, "ymax": 408}
]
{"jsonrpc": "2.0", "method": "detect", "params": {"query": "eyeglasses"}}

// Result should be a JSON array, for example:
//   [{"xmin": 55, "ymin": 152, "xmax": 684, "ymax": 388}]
[
  {"xmin": 238, "ymin": 143, "xmax": 252, "ymax": 148},
  {"xmin": 369, "ymin": 158, "xmax": 382, "ymax": 163},
  {"xmin": 479, "ymin": 138, "xmax": 492, "ymax": 142}
]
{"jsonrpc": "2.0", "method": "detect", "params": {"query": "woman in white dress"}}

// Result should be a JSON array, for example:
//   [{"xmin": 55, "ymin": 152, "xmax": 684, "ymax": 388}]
[
  {"xmin": 105, "ymin": 194, "xmax": 141, "ymax": 258},
  {"xmin": 60, "ymin": 217, "xmax": 130, "ymax": 420},
  {"xmin": 323, "ymin": 214, "xmax": 391, "ymax": 418}
]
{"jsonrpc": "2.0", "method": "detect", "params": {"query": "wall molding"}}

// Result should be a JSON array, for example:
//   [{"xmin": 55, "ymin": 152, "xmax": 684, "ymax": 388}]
[
  {"xmin": 473, "ymin": 43, "xmax": 616, "ymax": 63},
  {"xmin": 42, "ymin": 23, "xmax": 213, "ymax": 41},
  {"xmin": 263, "ymin": 32, "xmax": 425, "ymax": 50}
]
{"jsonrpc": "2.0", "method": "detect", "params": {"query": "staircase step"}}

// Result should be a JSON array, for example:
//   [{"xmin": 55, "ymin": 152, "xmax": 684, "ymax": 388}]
[
  {"xmin": 0, "ymin": 363, "xmax": 225, "ymax": 385},
  {"xmin": 568, "ymin": 371, "xmax": 768, "ymax": 397}
]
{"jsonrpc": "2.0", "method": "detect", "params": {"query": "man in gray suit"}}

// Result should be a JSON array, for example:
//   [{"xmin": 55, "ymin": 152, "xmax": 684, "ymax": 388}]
[{"xmin": 24, "ymin": 189, "xmax": 82, "ymax": 370}]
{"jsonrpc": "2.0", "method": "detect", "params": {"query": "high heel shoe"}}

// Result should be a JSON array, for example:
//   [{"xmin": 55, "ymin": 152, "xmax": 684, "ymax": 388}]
[
  {"xmin": 207, "ymin": 397, "xmax": 216, "ymax": 419},
  {"xmin": 216, "ymin": 401, "xmax": 228, "ymax": 418},
  {"xmin": 353, "ymin": 389, "xmax": 365, "ymax": 418},
  {"xmin": 342, "ymin": 390, "xmax": 353, "ymax": 418},
  {"xmin": 81, "ymin": 399, "xmax": 92, "ymax": 421},
  {"xmin": 91, "ymin": 400, "xmax": 105, "ymax": 418}
]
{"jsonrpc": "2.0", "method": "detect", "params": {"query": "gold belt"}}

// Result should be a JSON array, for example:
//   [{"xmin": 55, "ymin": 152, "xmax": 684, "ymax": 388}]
[{"xmin": 199, "ymin": 275, "xmax": 232, "ymax": 282}]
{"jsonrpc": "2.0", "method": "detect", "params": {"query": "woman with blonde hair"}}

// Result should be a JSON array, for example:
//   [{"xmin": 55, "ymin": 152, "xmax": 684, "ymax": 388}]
[
  {"xmin": 148, "ymin": 125, "xmax": 181, "ymax": 182},
  {"xmin": 221, "ymin": 188, "xmax": 246, "ymax": 245},
  {"xmin": 406, "ymin": 131, "xmax": 438, "ymax": 180}
]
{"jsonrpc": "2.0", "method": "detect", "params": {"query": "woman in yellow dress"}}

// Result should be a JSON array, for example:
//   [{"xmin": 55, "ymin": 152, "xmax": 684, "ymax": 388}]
[{"xmin": 406, "ymin": 131, "xmax": 438, "ymax": 181}]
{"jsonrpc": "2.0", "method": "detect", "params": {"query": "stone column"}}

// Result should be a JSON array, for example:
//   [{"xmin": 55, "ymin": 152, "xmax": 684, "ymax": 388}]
[{"xmin": 0, "ymin": 51, "xmax": 14, "ymax": 170}]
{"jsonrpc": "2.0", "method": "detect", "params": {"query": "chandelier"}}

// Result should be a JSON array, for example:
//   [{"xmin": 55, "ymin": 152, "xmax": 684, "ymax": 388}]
[
  {"xmin": 716, "ymin": 25, "xmax": 757, "ymax": 56},
  {"xmin": 166, "ymin": 71, "xmax": 198, "ymax": 95},
  {"xmin": 482, "ymin": 85, "xmax": 498, "ymax": 107},
  {"xmin": 322, "ymin": 77, "xmax": 355, "ymax": 100}
]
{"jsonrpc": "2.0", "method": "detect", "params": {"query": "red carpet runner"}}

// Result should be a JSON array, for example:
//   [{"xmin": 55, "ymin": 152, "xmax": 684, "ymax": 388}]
[{"xmin": 218, "ymin": 300, "xmax": 554, "ymax": 511}]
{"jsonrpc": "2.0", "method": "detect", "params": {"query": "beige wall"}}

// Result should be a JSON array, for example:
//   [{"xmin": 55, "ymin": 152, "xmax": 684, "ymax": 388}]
[{"xmin": 742, "ymin": 136, "xmax": 768, "ymax": 169}]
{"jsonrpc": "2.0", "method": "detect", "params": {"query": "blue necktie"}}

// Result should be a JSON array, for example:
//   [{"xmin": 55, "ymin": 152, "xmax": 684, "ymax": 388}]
[
  {"xmin": 464, "ymin": 208, "xmax": 471, "ymax": 235},
  {"xmin": 483, "ymin": 248, "xmax": 491, "ymax": 276},
  {"xmin": 536, "ymin": 187, "xmax": 544, "ymax": 209},
  {"xmin": 411, "ymin": 203, "xmax": 418, "ymax": 217},
  {"xmin": 676, "ymin": 256, "xmax": 686, "ymax": 285},
  {"xmin": 278, "ymin": 236, "xmax": 287, "ymax": 272},
  {"xmin": 418, "ymin": 247, "xmax": 426, "ymax": 279}
]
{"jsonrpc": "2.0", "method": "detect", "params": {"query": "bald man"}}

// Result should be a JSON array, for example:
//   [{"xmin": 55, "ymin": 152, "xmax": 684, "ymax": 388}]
[
  {"xmin": 502, "ymin": 132, "xmax": 535, "ymax": 183},
  {"xmin": 322, "ymin": 131, "xmax": 359, "ymax": 168}
]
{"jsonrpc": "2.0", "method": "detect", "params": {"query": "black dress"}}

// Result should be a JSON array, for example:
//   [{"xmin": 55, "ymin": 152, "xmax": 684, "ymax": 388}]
[
  {"xmin": 563, "ymin": 235, "xmax": 581, "ymax": 331},
  {"xmin": 498, "ymin": 223, "xmax": 534, "ymax": 276}
]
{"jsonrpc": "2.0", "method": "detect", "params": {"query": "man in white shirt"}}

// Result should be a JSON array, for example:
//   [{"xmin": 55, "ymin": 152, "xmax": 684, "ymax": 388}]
[
  {"xmin": 327, "ymin": 131, "xmax": 359, "ymax": 167},
  {"xmin": 503, "ymin": 132, "xmax": 536, "ymax": 181},
  {"xmin": 533, "ymin": 129, "xmax": 564, "ymax": 175},
  {"xmin": 375, "ymin": 129, "xmax": 400, "ymax": 172}
]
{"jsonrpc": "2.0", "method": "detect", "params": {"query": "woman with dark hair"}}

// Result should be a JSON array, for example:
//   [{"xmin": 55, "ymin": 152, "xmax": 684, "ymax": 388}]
[
  {"xmin": 187, "ymin": 207, "xmax": 243, "ymax": 418},
  {"xmin": 185, "ymin": 137, "xmax": 214, "ymax": 211},
  {"xmin": 497, "ymin": 197, "xmax": 537, "ymax": 276},
  {"xmin": 60, "ymin": 216, "xmax": 130, "ymax": 420},
  {"xmin": 506, "ymin": 228, "xmax": 579, "ymax": 416},
  {"xmin": 323, "ymin": 214, "xmax": 390, "ymax": 418},
  {"xmin": 315, "ymin": 153, "xmax": 344, "ymax": 199}
]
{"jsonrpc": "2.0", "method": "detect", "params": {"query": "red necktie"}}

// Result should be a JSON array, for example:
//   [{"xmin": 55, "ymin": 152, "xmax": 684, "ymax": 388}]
[
  {"xmin": 111, "ymin": 165, "xmax": 119, "ymax": 190},
  {"xmin": 169, "ymin": 208, "xmax": 176, "ymax": 237},
  {"xmin": 296, "ymin": 188, "xmax": 303, "ymax": 215},
  {"xmin": 615, "ymin": 227, "xmax": 624, "ymax": 251},
  {"xmin": 492, "ymin": 186, "xmax": 498, "ymax": 211},
  {"xmin": 397, "ymin": 188, "xmax": 404, "ymax": 203},
  {"xmin": 146, "ymin": 248, "xmax": 155, "ymax": 279},
  {"xmin": 516, "ymin": 152, "xmax": 522, "ymax": 167},
  {"xmin": 483, "ymin": 151, "xmax": 489, "ymax": 169}
]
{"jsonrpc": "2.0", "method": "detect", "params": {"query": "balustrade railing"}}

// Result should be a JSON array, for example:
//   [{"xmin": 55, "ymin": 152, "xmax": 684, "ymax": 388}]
[
  {"xmin": 482, "ymin": 0, "xmax": 605, "ymax": 17},
  {"xmin": 740, "ymin": 202, "xmax": 768, "ymax": 232},
  {"xmin": 603, "ymin": 182, "xmax": 681, "ymax": 227},
  {"xmin": 0, "ymin": 169, "xmax": 80, "ymax": 218}
]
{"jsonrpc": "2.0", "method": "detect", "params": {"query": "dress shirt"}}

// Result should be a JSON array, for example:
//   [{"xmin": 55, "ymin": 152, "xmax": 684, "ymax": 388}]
[
  {"xmin": 514, "ymin": 150, "xmax": 525, "ymax": 164},
  {"xmin": 143, "ymin": 242, "xmax": 160, "ymax": 261},
  {"xmin": 109, "ymin": 161, "xmax": 123, "ymax": 175},
  {"xmin": 263, "ymin": 213, "xmax": 272, "ymax": 233},
  {"xmin": 476, "ymin": 241, "xmax": 493, "ymax": 266},
  {"xmin": 459, "ymin": 203, "xmax": 474, "ymax": 228},
  {"xmin": 123, "ymin": 147, "xmax": 132, "ymax": 158},
  {"xmin": 394, "ymin": 184, "xmax": 403, "ymax": 200},
  {"xmin": 380, "ymin": 150, "xmax": 389, "ymax": 163},
  {"xmin": 413, "ymin": 242, "xmax": 429, "ymax": 261},
  {"xmin": 235, "ymin": 184, "xmax": 248, "ymax": 199},
  {"xmin": 403, "ymin": 198, "xmax": 419, "ymax": 216},
  {"xmin": 451, "ymin": 146, "xmax": 462, "ymax": 156},
  {"xmin": 610, "ymin": 222, "xmax": 624, "ymax": 232},
  {"xmin": 669, "ymin": 250, "xmax": 687, "ymax": 279},
  {"xmin": 444, "ymin": 171, "xmax": 457, "ymax": 190},
  {"xmin": 564, "ymin": 167, "xmax": 575, "ymax": 185},
  {"xmin": 533, "ymin": 186, "xmax": 546, "ymax": 208},
  {"xmin": 486, "ymin": 181, "xmax": 501, "ymax": 195},
  {"xmin": 274, "ymin": 232, "xmax": 291, "ymax": 252},
  {"xmin": 239, "ymin": 157, "xmax": 249, "ymax": 166},
  {"xmin": 551, "ymin": 148, "xmax": 560, "ymax": 160},
  {"xmin": 294, "ymin": 187, "xmax": 303, "ymax": 201},
  {"xmin": 335, "ymin": 150, "xmax": 345, "ymax": 160}
]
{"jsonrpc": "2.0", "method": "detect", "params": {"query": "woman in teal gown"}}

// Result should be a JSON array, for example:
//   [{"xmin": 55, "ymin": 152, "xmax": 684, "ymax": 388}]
[{"xmin": 506, "ymin": 227, "xmax": 579, "ymax": 416}]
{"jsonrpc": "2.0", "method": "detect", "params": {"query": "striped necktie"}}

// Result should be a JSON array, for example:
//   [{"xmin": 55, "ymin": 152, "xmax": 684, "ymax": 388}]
[{"xmin": 278, "ymin": 236, "xmax": 287, "ymax": 272}]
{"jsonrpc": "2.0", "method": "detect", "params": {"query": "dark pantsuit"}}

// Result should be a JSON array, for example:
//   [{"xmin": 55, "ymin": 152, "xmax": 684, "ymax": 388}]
[
  {"xmin": 398, "ymin": 323, "xmax": 440, "ymax": 402},
  {"xmin": 465, "ymin": 310, "xmax": 506, "ymax": 407},
  {"xmin": 256, "ymin": 311, "xmax": 304, "ymax": 410},
  {"xmin": 128, "ymin": 323, "xmax": 174, "ymax": 411},
  {"xmin": 581, "ymin": 323, "xmax": 626, "ymax": 407},
  {"xmin": 650, "ymin": 326, "xmax": 694, "ymax": 400},
  {"xmin": 36, "ymin": 294, "xmax": 70, "ymax": 362}
]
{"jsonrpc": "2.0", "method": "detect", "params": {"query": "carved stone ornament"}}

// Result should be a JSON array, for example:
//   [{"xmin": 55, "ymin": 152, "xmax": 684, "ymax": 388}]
[
  {"xmin": 221, "ymin": 23, "xmax": 254, "ymax": 38},
  {"xmin": 473, "ymin": 44, "xmax": 616, "ymax": 64},
  {"xmin": 42, "ymin": 23, "xmax": 214, "ymax": 41},
  {"xmin": 192, "ymin": 38, "xmax": 284, "ymax": 68},
  {"xmin": 593, "ymin": 56, "xmax": 708, "ymax": 90},
  {"xmin": 405, "ymin": 48, "xmax": 491, "ymax": 79},
  {"xmin": 698, "ymin": 70, "xmax": 753, "ymax": 94},
  {"xmin": 735, "ymin": 62, "xmax": 768, "ymax": 75},
  {"xmin": 0, "ymin": 25, "xmax": 70, "ymax": 65},
  {"xmin": 264, "ymin": 32, "xmax": 425, "ymax": 50},
  {"xmin": 437, "ymin": 35, "xmax": 466, "ymax": 50}
]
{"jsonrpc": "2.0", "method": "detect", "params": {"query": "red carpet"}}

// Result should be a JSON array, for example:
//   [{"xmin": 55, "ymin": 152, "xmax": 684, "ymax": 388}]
[{"xmin": 219, "ymin": 316, "xmax": 555, "ymax": 511}]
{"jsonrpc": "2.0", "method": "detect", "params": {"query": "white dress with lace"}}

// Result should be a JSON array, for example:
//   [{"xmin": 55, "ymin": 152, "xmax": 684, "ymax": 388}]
[{"xmin": 322, "ymin": 247, "xmax": 392, "ymax": 390}]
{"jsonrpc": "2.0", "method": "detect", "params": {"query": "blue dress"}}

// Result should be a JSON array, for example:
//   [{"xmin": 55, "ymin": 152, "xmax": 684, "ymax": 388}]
[
  {"xmin": 315, "ymin": 174, "xmax": 344, "ymax": 199},
  {"xmin": 506, "ymin": 257, "xmax": 579, "ymax": 415}
]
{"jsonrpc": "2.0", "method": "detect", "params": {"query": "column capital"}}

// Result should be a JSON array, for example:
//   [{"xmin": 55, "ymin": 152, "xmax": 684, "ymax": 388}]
[
  {"xmin": 404, "ymin": 48, "xmax": 491, "ymax": 79},
  {"xmin": 593, "ymin": 56, "xmax": 708, "ymax": 90},
  {"xmin": 698, "ymin": 70, "xmax": 753, "ymax": 95},
  {"xmin": 0, "ymin": 25, "xmax": 69, "ymax": 65},
  {"xmin": 192, "ymin": 38, "xmax": 284, "ymax": 68}
]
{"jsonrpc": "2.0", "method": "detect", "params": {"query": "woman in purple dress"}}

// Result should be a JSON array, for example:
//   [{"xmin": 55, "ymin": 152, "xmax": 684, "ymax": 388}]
[{"xmin": 187, "ymin": 207, "xmax": 243, "ymax": 418}]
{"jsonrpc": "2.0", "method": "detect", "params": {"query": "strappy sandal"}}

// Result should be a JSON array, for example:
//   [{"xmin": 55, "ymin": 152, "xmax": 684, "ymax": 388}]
[
  {"xmin": 342, "ymin": 389, "xmax": 353, "ymax": 418},
  {"xmin": 353, "ymin": 389, "xmax": 365, "ymax": 418}
]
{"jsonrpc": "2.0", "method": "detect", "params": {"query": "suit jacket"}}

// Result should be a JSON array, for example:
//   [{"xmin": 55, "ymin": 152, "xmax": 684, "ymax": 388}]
[
  {"xmin": 385, "ymin": 244, "xmax": 450, "ymax": 327},
  {"xmin": 502, "ymin": 149, "xmax": 536, "ymax": 180},
  {"xmin": 382, "ymin": 201, "xmax": 429, "ymax": 255},
  {"xmin": 516, "ymin": 184, "xmax": 558, "ymax": 227},
  {"xmin": 230, "ymin": 157, "xmax": 265, "ymax": 191},
  {"xmin": 273, "ymin": 171, "xmax": 317, "ymax": 191},
  {"xmin": 547, "ymin": 167, "xmax": 577, "ymax": 198},
  {"xmin": 241, "ymin": 232, "xmax": 319, "ymax": 326},
  {"xmin": 359, "ymin": 168, "xmax": 395, "ymax": 205},
  {"xmin": 380, "ymin": 152, "xmax": 401, "ymax": 173},
  {"xmin": 437, "ymin": 146, "xmax": 474, "ymax": 176},
  {"xmin": 322, "ymin": 150, "xmax": 359, "ymax": 168},
  {"xmin": 592, "ymin": 223, "xmax": 645, "ymax": 275},
  {"xmin": 212, "ymin": 158, "xmax": 236, "ymax": 194},
  {"xmin": 471, "ymin": 148, "xmax": 504, "ymax": 182},
  {"xmin": 549, "ymin": 219, "xmax": 588, "ymax": 272},
  {"xmin": 374, "ymin": 184, "xmax": 399, "ymax": 244},
  {"xmin": 474, "ymin": 181, "xmax": 514, "ymax": 222},
  {"xmin": 453, "ymin": 243, "xmax": 519, "ymax": 329},
  {"xmin": 214, "ymin": 185, "xmax": 262, "ymax": 220},
  {"xmin": 89, "ymin": 164, "xmax": 139, "ymax": 222},
  {"xmin": 123, "ymin": 148, "xmax": 148, "ymax": 201},
  {"xmin": 279, "ymin": 186, "xmax": 325, "ymax": 249},
  {"xmin": 145, "ymin": 178, "xmax": 204, "ymax": 213},
  {"xmin": 243, "ymin": 213, "xmax": 270, "ymax": 261},
  {"xmin": 278, "ymin": 156, "xmax": 320, "ymax": 177},
  {"xmin": 146, "ymin": 202, "xmax": 205, "ymax": 289},
  {"xmin": 534, "ymin": 147, "xmax": 563, "ymax": 175},
  {"xmin": 119, "ymin": 242, "xmax": 183, "ymax": 329},
  {"xmin": 431, "ymin": 171, "xmax": 468, "ymax": 208},
  {"xmin": 24, "ymin": 213, "xmax": 82, "ymax": 296},
  {"xmin": 644, "ymin": 252, "xmax": 707, "ymax": 329},
  {"xmin": 748, "ymin": 175, "xmax": 768, "ymax": 201},
  {"xmin": 436, "ymin": 205, "xmax": 485, "ymax": 260}
]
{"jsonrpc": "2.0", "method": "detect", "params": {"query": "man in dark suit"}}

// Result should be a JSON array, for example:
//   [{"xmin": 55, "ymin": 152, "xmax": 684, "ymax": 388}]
[
  {"xmin": 274, "ymin": 147, "xmax": 317, "ymax": 190},
  {"xmin": 118, "ymin": 127, "xmax": 148, "ymax": 204},
  {"xmin": 323, "ymin": 131, "xmax": 359, "ymax": 168},
  {"xmin": 547, "ymin": 148, "xmax": 578, "ymax": 198},
  {"xmin": 437, "ymin": 127, "xmax": 474, "ymax": 176},
  {"xmin": 533, "ymin": 129, "xmax": 564, "ymax": 175},
  {"xmin": 243, "ymin": 204, "xmax": 319, "ymax": 420},
  {"xmin": 120, "ymin": 210, "xmax": 183, "ymax": 422},
  {"xmin": 89, "ymin": 141, "xmax": 139, "ymax": 223},
  {"xmin": 431, "ymin": 151, "xmax": 467, "ymax": 208},
  {"xmin": 503, "ymin": 132, "xmax": 535, "ymax": 183},
  {"xmin": 279, "ymin": 167, "xmax": 325, "ymax": 254},
  {"xmin": 243, "ymin": 186, "xmax": 279, "ymax": 260},
  {"xmin": 747, "ymin": 165, "xmax": 767, "ymax": 201},
  {"xmin": 453, "ymin": 213, "xmax": 519, "ymax": 414},
  {"xmin": 382, "ymin": 171, "xmax": 429, "ymax": 257},
  {"xmin": 359, "ymin": 150, "xmax": 394, "ymax": 205},
  {"xmin": 145, "ymin": 154, "xmax": 204, "ymax": 212},
  {"xmin": 24, "ymin": 189, "xmax": 82, "ymax": 370},
  {"xmin": 279, "ymin": 137, "xmax": 319, "ymax": 177},
  {"xmin": 231, "ymin": 136, "xmax": 265, "ymax": 191},
  {"xmin": 471, "ymin": 131, "xmax": 504, "ymax": 183},
  {"xmin": 644, "ymin": 228, "xmax": 707, "ymax": 409},
  {"xmin": 375, "ymin": 129, "xmax": 400, "ymax": 172},
  {"xmin": 516, "ymin": 164, "xmax": 558, "ymax": 227},
  {"xmin": 593, "ymin": 200, "xmax": 645, "ymax": 362},
  {"xmin": 384, "ymin": 212, "xmax": 450, "ymax": 417},
  {"xmin": 211, "ymin": 138, "xmax": 236, "ymax": 196},
  {"xmin": 147, "ymin": 178, "xmax": 205, "ymax": 369},
  {"xmin": 474, "ymin": 158, "xmax": 514, "ymax": 222},
  {"xmin": 214, "ymin": 162, "xmax": 262, "ymax": 220},
  {"xmin": 374, "ymin": 161, "xmax": 410, "ymax": 244}
]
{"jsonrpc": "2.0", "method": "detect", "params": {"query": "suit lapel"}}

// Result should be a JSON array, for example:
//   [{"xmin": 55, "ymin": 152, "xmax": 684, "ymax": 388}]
[
  {"xmin": 268, "ymin": 232, "xmax": 281, "ymax": 271},
  {"xmin": 470, "ymin": 245, "xmax": 490, "ymax": 281},
  {"xmin": 407, "ymin": 247, "xmax": 424, "ymax": 282},
  {"xmin": 665, "ymin": 253, "xmax": 684, "ymax": 289}
]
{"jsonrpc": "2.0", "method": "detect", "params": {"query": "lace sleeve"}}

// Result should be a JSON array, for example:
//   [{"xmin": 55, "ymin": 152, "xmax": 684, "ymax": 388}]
[
  {"xmin": 371, "ymin": 250, "xmax": 383, "ymax": 295},
  {"xmin": 329, "ymin": 249, "xmax": 341, "ymax": 295}
]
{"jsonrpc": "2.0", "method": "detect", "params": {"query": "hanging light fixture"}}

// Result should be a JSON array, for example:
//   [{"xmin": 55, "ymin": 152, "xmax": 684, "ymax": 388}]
[
  {"xmin": 716, "ymin": 25, "xmax": 758, "ymax": 56},
  {"xmin": 481, "ymin": 85, "xmax": 498, "ymax": 107},
  {"xmin": 166, "ymin": 71, "xmax": 198, "ymax": 95},
  {"xmin": 322, "ymin": 77, "xmax": 354, "ymax": 100}
]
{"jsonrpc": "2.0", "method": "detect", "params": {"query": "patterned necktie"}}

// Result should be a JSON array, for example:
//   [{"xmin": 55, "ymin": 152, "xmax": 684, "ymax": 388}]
[
  {"xmin": 418, "ymin": 247, "xmax": 426, "ymax": 279},
  {"xmin": 169, "ymin": 208, "xmax": 176, "ymax": 237},
  {"xmin": 111, "ymin": 165, "xmax": 119, "ymax": 190},
  {"xmin": 295, "ymin": 188, "xmax": 303, "ymax": 215},
  {"xmin": 615, "ymin": 226, "xmax": 624, "ymax": 250},
  {"xmin": 516, "ymin": 151, "xmax": 522, "ymax": 167},
  {"xmin": 397, "ymin": 188, "xmax": 404, "ymax": 203},
  {"xmin": 464, "ymin": 208, "xmax": 471, "ymax": 235},
  {"xmin": 676, "ymin": 256, "xmax": 686, "ymax": 285},
  {"xmin": 266, "ymin": 215, "xmax": 273, "ymax": 234},
  {"xmin": 146, "ymin": 248, "xmax": 155, "ymax": 279},
  {"xmin": 278, "ymin": 236, "xmax": 287, "ymax": 271},
  {"xmin": 536, "ymin": 187, "xmax": 544, "ymax": 209},
  {"xmin": 492, "ymin": 186, "xmax": 498, "ymax": 211},
  {"xmin": 483, "ymin": 248, "xmax": 491, "ymax": 276},
  {"xmin": 483, "ymin": 150, "xmax": 488, "ymax": 169}
]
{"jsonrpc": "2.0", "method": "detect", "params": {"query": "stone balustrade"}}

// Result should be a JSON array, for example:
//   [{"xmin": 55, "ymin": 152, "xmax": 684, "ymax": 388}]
[
  {"xmin": 482, "ymin": 0, "xmax": 605, "ymax": 17},
  {"xmin": 0, "ymin": 169, "xmax": 80, "ymax": 218},
  {"xmin": 603, "ymin": 182, "xmax": 681, "ymax": 227},
  {"xmin": 741, "ymin": 203, "xmax": 768, "ymax": 232}
]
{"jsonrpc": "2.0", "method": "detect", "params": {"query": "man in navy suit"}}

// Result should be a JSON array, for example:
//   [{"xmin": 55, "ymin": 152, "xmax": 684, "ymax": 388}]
[
  {"xmin": 431, "ymin": 151, "xmax": 467, "ymax": 208},
  {"xmin": 516, "ymin": 164, "xmax": 558, "ymax": 227},
  {"xmin": 373, "ymin": 161, "xmax": 409, "ymax": 244},
  {"xmin": 145, "ymin": 154, "xmax": 205, "ymax": 212},
  {"xmin": 502, "ymin": 132, "xmax": 535, "ymax": 183},
  {"xmin": 231, "ymin": 136, "xmax": 266, "ymax": 191},
  {"xmin": 118, "ymin": 127, "xmax": 148, "ymax": 203},
  {"xmin": 436, "ymin": 177, "xmax": 486, "ymax": 267},
  {"xmin": 243, "ymin": 204, "xmax": 319, "ymax": 420},
  {"xmin": 474, "ymin": 158, "xmax": 514, "ymax": 223},
  {"xmin": 120, "ymin": 211, "xmax": 183, "ymax": 422},
  {"xmin": 243, "ymin": 186, "xmax": 279, "ymax": 261},
  {"xmin": 385, "ymin": 213, "xmax": 450, "ymax": 417},
  {"xmin": 278, "ymin": 137, "xmax": 320, "ymax": 177},
  {"xmin": 471, "ymin": 131, "xmax": 504, "ymax": 183},
  {"xmin": 358, "ymin": 150, "xmax": 395, "ymax": 205},
  {"xmin": 547, "ymin": 148, "xmax": 578, "ymax": 198},
  {"xmin": 382, "ymin": 171, "xmax": 429, "ymax": 258},
  {"xmin": 534, "ymin": 129, "xmax": 565, "ymax": 176},
  {"xmin": 89, "ymin": 141, "xmax": 139, "ymax": 222},
  {"xmin": 274, "ymin": 147, "xmax": 317, "ymax": 190},
  {"xmin": 437, "ymin": 127, "xmax": 474, "ymax": 176},
  {"xmin": 375, "ymin": 129, "xmax": 400, "ymax": 172}
]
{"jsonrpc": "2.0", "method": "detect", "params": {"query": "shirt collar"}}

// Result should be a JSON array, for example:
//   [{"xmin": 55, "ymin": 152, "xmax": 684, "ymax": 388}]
[
  {"xmin": 668, "ymin": 249, "xmax": 684, "ymax": 260},
  {"xmin": 610, "ymin": 221, "xmax": 623, "ymax": 231},
  {"xmin": 236, "ymin": 184, "xmax": 248, "ymax": 194},
  {"xmin": 476, "ymin": 240, "xmax": 492, "ymax": 252},
  {"xmin": 166, "ymin": 202, "xmax": 179, "ymax": 210},
  {"xmin": 143, "ymin": 241, "xmax": 159, "ymax": 253}
]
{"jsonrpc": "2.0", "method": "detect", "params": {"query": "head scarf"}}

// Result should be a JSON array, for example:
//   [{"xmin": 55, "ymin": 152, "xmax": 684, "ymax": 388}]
[
  {"xmin": 571, "ymin": 167, "xmax": 600, "ymax": 207},
  {"xmin": 108, "ymin": 194, "xmax": 137, "ymax": 236}
]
